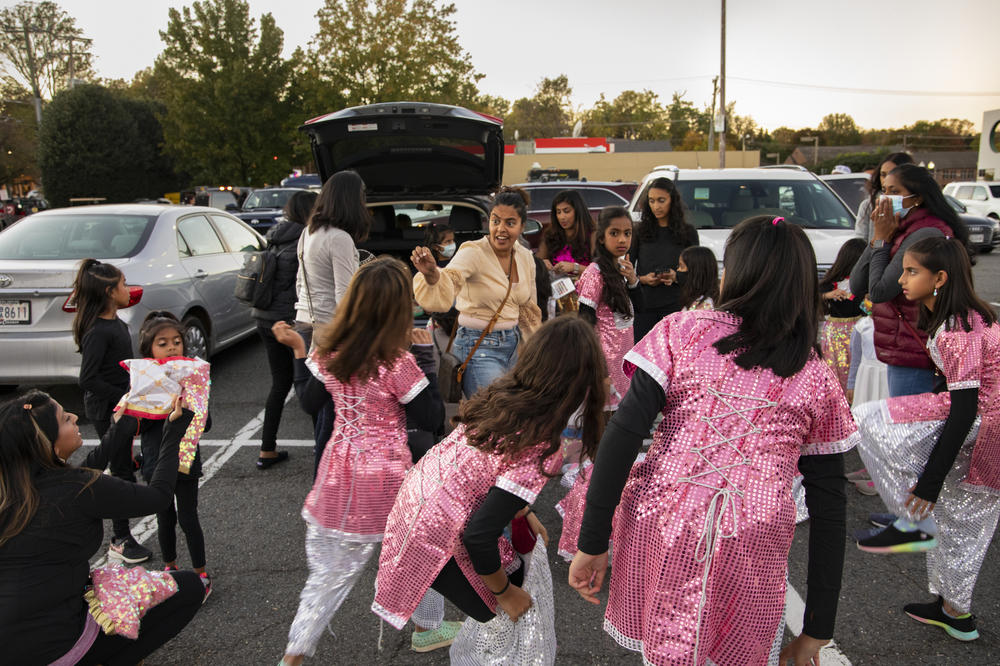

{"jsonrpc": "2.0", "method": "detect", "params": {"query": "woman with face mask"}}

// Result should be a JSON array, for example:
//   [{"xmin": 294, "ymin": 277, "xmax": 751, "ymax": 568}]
[
  {"xmin": 850, "ymin": 164, "xmax": 970, "ymax": 399},
  {"xmin": 855, "ymin": 152, "xmax": 914, "ymax": 242}
]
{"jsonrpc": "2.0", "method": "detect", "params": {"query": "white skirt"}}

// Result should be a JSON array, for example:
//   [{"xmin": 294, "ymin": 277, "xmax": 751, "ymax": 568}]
[{"xmin": 852, "ymin": 358, "xmax": 888, "ymax": 406}]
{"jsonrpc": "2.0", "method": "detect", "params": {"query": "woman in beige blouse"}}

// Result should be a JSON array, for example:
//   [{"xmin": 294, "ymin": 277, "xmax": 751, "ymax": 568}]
[{"xmin": 411, "ymin": 187, "xmax": 541, "ymax": 397}]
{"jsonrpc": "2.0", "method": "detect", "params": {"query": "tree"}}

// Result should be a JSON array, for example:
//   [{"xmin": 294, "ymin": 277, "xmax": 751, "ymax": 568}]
[
  {"xmin": 505, "ymin": 75, "xmax": 573, "ymax": 139},
  {"xmin": 665, "ymin": 92, "xmax": 707, "ymax": 147},
  {"xmin": 156, "ymin": 0, "xmax": 294, "ymax": 186},
  {"xmin": 583, "ymin": 89, "xmax": 668, "ymax": 140},
  {"xmin": 0, "ymin": 80, "xmax": 38, "ymax": 187},
  {"xmin": 38, "ymin": 84, "xmax": 170, "ymax": 206},
  {"xmin": 308, "ymin": 0, "xmax": 482, "ymax": 108},
  {"xmin": 0, "ymin": 1, "xmax": 94, "ymax": 121},
  {"xmin": 818, "ymin": 113, "xmax": 861, "ymax": 145}
]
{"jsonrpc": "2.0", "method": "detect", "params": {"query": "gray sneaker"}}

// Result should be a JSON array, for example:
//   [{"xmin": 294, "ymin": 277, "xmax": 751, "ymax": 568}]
[{"xmin": 107, "ymin": 536, "xmax": 153, "ymax": 564}]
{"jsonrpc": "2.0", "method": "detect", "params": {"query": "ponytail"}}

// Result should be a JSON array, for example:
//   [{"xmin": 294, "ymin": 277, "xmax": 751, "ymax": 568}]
[{"xmin": 71, "ymin": 259, "xmax": 123, "ymax": 351}]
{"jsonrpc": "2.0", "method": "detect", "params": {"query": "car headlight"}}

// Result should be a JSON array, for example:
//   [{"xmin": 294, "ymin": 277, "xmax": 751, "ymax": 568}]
[{"xmin": 273, "ymin": 215, "xmax": 286, "ymax": 223}]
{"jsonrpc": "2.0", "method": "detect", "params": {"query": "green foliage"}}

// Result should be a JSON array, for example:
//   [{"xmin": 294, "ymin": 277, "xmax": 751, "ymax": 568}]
[
  {"xmin": 816, "ymin": 149, "xmax": 890, "ymax": 174},
  {"xmin": 505, "ymin": 75, "xmax": 573, "ymax": 139},
  {"xmin": 666, "ymin": 92, "xmax": 707, "ymax": 146},
  {"xmin": 584, "ymin": 89, "xmax": 668, "ymax": 140},
  {"xmin": 818, "ymin": 113, "xmax": 861, "ymax": 145},
  {"xmin": 156, "ymin": 0, "xmax": 294, "ymax": 186},
  {"xmin": 37, "ymin": 84, "xmax": 174, "ymax": 206},
  {"xmin": 0, "ymin": 80, "xmax": 38, "ymax": 184},
  {"xmin": 0, "ymin": 1, "xmax": 94, "ymax": 99},
  {"xmin": 309, "ymin": 0, "xmax": 483, "ymax": 107}
]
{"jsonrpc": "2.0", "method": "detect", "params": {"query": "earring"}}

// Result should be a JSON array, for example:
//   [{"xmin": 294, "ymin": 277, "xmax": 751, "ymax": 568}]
[{"xmin": 934, "ymin": 287, "xmax": 938, "ymax": 297}]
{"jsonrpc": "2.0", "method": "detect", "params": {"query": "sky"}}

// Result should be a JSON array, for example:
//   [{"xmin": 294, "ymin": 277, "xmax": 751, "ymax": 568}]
[{"xmin": 52, "ymin": 0, "xmax": 1000, "ymax": 133}]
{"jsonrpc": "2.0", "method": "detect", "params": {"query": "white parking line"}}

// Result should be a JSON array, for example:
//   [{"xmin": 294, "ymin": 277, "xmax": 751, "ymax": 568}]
[
  {"xmin": 82, "ymin": 438, "xmax": 319, "ymax": 448},
  {"xmin": 785, "ymin": 583, "xmax": 852, "ymax": 664}
]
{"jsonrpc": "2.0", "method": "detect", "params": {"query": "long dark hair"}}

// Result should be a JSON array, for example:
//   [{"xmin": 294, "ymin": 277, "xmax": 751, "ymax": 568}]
[
  {"xmin": 593, "ymin": 206, "xmax": 633, "ymax": 317},
  {"xmin": 71, "ymin": 258, "xmax": 123, "ymax": 352},
  {"xmin": 868, "ymin": 151, "xmax": 913, "ymax": 208},
  {"xmin": 315, "ymin": 256, "xmax": 413, "ymax": 383},
  {"xmin": 889, "ymin": 163, "xmax": 968, "ymax": 246},
  {"xmin": 637, "ymin": 177, "xmax": 695, "ymax": 245},
  {"xmin": 285, "ymin": 189, "xmax": 318, "ymax": 225},
  {"xmin": 819, "ymin": 238, "xmax": 867, "ymax": 292},
  {"xmin": 905, "ymin": 236, "xmax": 997, "ymax": 335},
  {"xmin": 543, "ymin": 190, "xmax": 593, "ymax": 262},
  {"xmin": 714, "ymin": 215, "xmax": 821, "ymax": 377},
  {"xmin": 678, "ymin": 246, "xmax": 720, "ymax": 309},
  {"xmin": 139, "ymin": 311, "xmax": 185, "ymax": 358},
  {"xmin": 456, "ymin": 316, "xmax": 607, "ymax": 474},
  {"xmin": 0, "ymin": 391, "xmax": 66, "ymax": 547},
  {"xmin": 308, "ymin": 170, "xmax": 371, "ymax": 242}
]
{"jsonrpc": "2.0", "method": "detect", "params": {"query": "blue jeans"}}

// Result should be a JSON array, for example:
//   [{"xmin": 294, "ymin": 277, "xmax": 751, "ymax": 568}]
[
  {"xmin": 886, "ymin": 365, "xmax": 937, "ymax": 397},
  {"xmin": 452, "ymin": 326, "xmax": 521, "ymax": 398}
]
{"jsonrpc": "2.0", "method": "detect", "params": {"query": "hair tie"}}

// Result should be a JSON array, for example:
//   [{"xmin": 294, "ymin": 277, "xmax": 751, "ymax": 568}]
[
  {"xmin": 23, "ymin": 403, "xmax": 32, "ymax": 411},
  {"xmin": 772, "ymin": 217, "xmax": 784, "ymax": 225}
]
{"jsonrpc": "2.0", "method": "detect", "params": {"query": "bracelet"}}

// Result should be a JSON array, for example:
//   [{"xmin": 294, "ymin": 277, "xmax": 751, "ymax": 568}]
[{"xmin": 490, "ymin": 578, "xmax": 511, "ymax": 596}]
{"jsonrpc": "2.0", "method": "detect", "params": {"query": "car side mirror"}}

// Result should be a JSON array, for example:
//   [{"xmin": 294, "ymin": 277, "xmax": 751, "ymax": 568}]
[
  {"xmin": 524, "ymin": 219, "xmax": 542, "ymax": 236},
  {"xmin": 225, "ymin": 203, "xmax": 239, "ymax": 211}
]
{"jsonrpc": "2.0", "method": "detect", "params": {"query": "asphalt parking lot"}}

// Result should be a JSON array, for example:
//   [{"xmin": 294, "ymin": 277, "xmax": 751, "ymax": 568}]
[{"xmin": 10, "ymin": 250, "xmax": 1000, "ymax": 665}]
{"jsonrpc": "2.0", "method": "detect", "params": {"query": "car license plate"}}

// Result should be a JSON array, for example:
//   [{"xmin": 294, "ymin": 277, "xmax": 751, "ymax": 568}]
[
  {"xmin": 970, "ymin": 233, "xmax": 984, "ymax": 244},
  {"xmin": 0, "ymin": 300, "xmax": 30, "ymax": 325}
]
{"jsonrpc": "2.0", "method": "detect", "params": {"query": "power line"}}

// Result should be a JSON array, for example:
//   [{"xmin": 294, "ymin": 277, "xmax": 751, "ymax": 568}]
[{"xmin": 727, "ymin": 76, "xmax": 1000, "ymax": 97}]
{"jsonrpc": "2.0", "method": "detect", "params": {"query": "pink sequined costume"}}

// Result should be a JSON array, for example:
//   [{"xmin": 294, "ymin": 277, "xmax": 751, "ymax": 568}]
[
  {"xmin": 285, "ymin": 350, "xmax": 444, "ymax": 657},
  {"xmin": 604, "ymin": 311, "xmax": 857, "ymax": 665},
  {"xmin": 853, "ymin": 312, "xmax": 1000, "ymax": 612},
  {"xmin": 576, "ymin": 262, "xmax": 633, "ymax": 409},
  {"xmin": 371, "ymin": 424, "xmax": 562, "ymax": 629},
  {"xmin": 555, "ymin": 461, "xmax": 592, "ymax": 562}
]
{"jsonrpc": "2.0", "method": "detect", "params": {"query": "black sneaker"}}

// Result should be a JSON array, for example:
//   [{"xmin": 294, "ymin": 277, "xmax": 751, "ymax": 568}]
[
  {"xmin": 904, "ymin": 596, "xmax": 979, "ymax": 641},
  {"xmin": 256, "ymin": 450, "xmax": 289, "ymax": 470},
  {"xmin": 857, "ymin": 524, "xmax": 937, "ymax": 553},
  {"xmin": 869, "ymin": 512, "xmax": 897, "ymax": 528},
  {"xmin": 107, "ymin": 536, "xmax": 153, "ymax": 564}
]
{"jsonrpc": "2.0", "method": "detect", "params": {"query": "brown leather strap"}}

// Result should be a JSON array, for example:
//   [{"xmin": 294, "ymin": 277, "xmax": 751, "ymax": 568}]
[
  {"xmin": 456, "ymin": 257, "xmax": 515, "ymax": 382},
  {"xmin": 445, "ymin": 318, "xmax": 459, "ymax": 354}
]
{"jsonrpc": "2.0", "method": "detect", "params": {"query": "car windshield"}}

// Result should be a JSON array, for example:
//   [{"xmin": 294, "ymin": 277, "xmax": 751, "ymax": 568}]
[
  {"xmin": 991, "ymin": 185, "xmax": 1000, "ymax": 198},
  {"xmin": 243, "ymin": 190, "xmax": 294, "ymax": 210},
  {"xmin": 0, "ymin": 214, "xmax": 155, "ymax": 259},
  {"xmin": 675, "ymin": 179, "xmax": 854, "ymax": 229},
  {"xmin": 824, "ymin": 178, "xmax": 869, "ymax": 213}
]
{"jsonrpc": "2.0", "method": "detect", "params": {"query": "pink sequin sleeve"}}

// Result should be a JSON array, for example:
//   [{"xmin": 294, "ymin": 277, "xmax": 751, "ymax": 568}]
[
  {"xmin": 385, "ymin": 351, "xmax": 430, "ymax": 404},
  {"xmin": 575, "ymin": 263, "xmax": 602, "ymax": 310},
  {"xmin": 496, "ymin": 449, "xmax": 562, "ymax": 503},
  {"xmin": 929, "ymin": 318, "xmax": 983, "ymax": 391},
  {"xmin": 801, "ymin": 362, "xmax": 858, "ymax": 457},
  {"xmin": 622, "ymin": 314, "xmax": 676, "ymax": 393}
]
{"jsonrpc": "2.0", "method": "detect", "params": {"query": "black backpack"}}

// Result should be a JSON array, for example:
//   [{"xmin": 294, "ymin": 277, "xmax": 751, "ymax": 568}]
[{"xmin": 234, "ymin": 243, "xmax": 291, "ymax": 309}]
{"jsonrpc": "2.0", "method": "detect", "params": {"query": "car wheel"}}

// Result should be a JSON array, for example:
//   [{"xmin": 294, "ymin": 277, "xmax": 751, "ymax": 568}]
[{"xmin": 182, "ymin": 315, "xmax": 210, "ymax": 359}]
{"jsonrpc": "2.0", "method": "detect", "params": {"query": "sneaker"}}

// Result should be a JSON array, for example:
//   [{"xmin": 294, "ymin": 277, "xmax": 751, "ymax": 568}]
[
  {"xmin": 851, "ymin": 525, "xmax": 885, "ymax": 541},
  {"xmin": 846, "ymin": 467, "xmax": 870, "ymax": 482},
  {"xmin": 411, "ymin": 620, "xmax": 462, "ymax": 653},
  {"xmin": 853, "ymin": 480, "xmax": 879, "ymax": 496},
  {"xmin": 257, "ymin": 451, "xmax": 289, "ymax": 470},
  {"xmin": 163, "ymin": 564, "xmax": 179, "ymax": 572},
  {"xmin": 869, "ymin": 512, "xmax": 897, "ymax": 529},
  {"xmin": 199, "ymin": 572, "xmax": 212, "ymax": 603},
  {"xmin": 857, "ymin": 525, "xmax": 937, "ymax": 553},
  {"xmin": 107, "ymin": 536, "xmax": 152, "ymax": 564},
  {"xmin": 904, "ymin": 596, "xmax": 979, "ymax": 641}
]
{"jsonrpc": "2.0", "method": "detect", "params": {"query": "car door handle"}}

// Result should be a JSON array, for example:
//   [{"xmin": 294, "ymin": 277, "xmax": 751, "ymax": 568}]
[{"xmin": 193, "ymin": 269, "xmax": 208, "ymax": 279}]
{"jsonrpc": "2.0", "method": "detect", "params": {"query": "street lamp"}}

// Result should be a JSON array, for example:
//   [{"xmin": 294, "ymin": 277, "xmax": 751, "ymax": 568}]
[{"xmin": 800, "ymin": 136, "xmax": 819, "ymax": 167}]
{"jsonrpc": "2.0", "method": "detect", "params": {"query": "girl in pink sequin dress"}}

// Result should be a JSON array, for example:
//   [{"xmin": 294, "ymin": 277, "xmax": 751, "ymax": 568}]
[
  {"xmin": 853, "ymin": 237, "xmax": 1000, "ymax": 641},
  {"xmin": 569, "ymin": 216, "xmax": 858, "ymax": 666},
  {"xmin": 555, "ymin": 206, "xmax": 638, "ymax": 561},
  {"xmin": 372, "ymin": 316, "xmax": 607, "ymax": 655},
  {"xmin": 280, "ymin": 258, "xmax": 450, "ymax": 665}
]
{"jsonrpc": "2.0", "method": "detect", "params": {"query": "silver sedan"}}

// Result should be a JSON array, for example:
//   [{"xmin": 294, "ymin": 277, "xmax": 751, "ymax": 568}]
[{"xmin": 0, "ymin": 204, "xmax": 264, "ymax": 386}]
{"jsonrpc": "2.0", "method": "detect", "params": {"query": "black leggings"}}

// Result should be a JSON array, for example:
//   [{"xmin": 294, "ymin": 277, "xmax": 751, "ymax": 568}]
[
  {"xmin": 96, "ymin": 402, "xmax": 138, "ymax": 542},
  {"xmin": 156, "ymin": 478, "xmax": 206, "ymax": 569},
  {"xmin": 430, "ymin": 557, "xmax": 524, "ymax": 623},
  {"xmin": 258, "ymin": 323, "xmax": 295, "ymax": 452},
  {"xmin": 78, "ymin": 570, "xmax": 203, "ymax": 665}
]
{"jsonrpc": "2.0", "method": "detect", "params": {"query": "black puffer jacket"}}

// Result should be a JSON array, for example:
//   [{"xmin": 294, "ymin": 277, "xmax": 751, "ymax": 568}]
[{"xmin": 251, "ymin": 219, "xmax": 304, "ymax": 323}]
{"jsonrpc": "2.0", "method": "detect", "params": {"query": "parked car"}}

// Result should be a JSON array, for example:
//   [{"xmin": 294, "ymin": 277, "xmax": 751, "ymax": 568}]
[
  {"xmin": 300, "ymin": 101, "xmax": 538, "ymax": 262},
  {"xmin": 1, "ymin": 196, "xmax": 50, "ymax": 230},
  {"xmin": 512, "ymin": 180, "xmax": 639, "ymax": 247},
  {"xmin": 628, "ymin": 167, "xmax": 857, "ymax": 276},
  {"xmin": 0, "ymin": 204, "xmax": 264, "ymax": 386},
  {"xmin": 280, "ymin": 173, "xmax": 322, "ymax": 189},
  {"xmin": 819, "ymin": 173, "xmax": 869, "ymax": 215},
  {"xmin": 945, "ymin": 194, "xmax": 998, "ymax": 254},
  {"xmin": 232, "ymin": 187, "xmax": 303, "ymax": 234},
  {"xmin": 942, "ymin": 181, "xmax": 1000, "ymax": 220}
]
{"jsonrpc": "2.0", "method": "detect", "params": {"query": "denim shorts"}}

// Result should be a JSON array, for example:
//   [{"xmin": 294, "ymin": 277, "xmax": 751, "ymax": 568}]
[{"xmin": 451, "ymin": 326, "xmax": 521, "ymax": 398}]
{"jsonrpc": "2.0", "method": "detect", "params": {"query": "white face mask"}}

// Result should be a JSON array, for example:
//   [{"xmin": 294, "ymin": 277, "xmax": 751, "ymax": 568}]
[
  {"xmin": 438, "ymin": 242, "xmax": 456, "ymax": 259},
  {"xmin": 881, "ymin": 193, "xmax": 917, "ymax": 218}
]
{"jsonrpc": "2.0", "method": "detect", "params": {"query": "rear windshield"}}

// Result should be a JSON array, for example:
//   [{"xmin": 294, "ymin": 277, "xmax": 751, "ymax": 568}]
[
  {"xmin": 824, "ymin": 178, "xmax": 869, "ymax": 214},
  {"xmin": 991, "ymin": 185, "xmax": 1000, "ymax": 198},
  {"xmin": 672, "ymin": 179, "xmax": 854, "ymax": 229},
  {"xmin": 243, "ymin": 190, "xmax": 295, "ymax": 210},
  {"xmin": 0, "ymin": 214, "xmax": 156, "ymax": 260}
]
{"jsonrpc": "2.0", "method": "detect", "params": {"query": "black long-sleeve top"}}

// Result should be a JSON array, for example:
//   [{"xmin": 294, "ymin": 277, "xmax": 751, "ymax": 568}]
[
  {"xmin": 629, "ymin": 225, "xmax": 699, "ymax": 312},
  {"xmin": 913, "ymin": 387, "xmax": 979, "ymax": 503},
  {"xmin": 78, "ymin": 317, "xmax": 132, "ymax": 405},
  {"xmin": 577, "ymin": 368, "xmax": 847, "ymax": 640},
  {"xmin": 0, "ymin": 410, "xmax": 193, "ymax": 666}
]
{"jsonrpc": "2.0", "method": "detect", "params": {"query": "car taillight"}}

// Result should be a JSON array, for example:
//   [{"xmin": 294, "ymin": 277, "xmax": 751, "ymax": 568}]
[
  {"xmin": 62, "ymin": 294, "xmax": 76, "ymax": 313},
  {"xmin": 126, "ymin": 285, "xmax": 143, "ymax": 308}
]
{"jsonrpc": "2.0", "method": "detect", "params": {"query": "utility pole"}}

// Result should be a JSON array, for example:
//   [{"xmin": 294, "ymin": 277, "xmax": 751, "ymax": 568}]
[
  {"xmin": 707, "ymin": 76, "xmax": 718, "ymax": 152},
  {"xmin": 718, "ymin": 0, "xmax": 726, "ymax": 168},
  {"xmin": 18, "ymin": 24, "xmax": 42, "ymax": 125},
  {"xmin": 56, "ymin": 35, "xmax": 91, "ymax": 89}
]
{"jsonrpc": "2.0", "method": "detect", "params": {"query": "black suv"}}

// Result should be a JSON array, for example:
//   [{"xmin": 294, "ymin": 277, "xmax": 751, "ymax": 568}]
[
  {"xmin": 300, "ymin": 101, "xmax": 539, "ymax": 260},
  {"xmin": 233, "ymin": 187, "xmax": 303, "ymax": 234}
]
